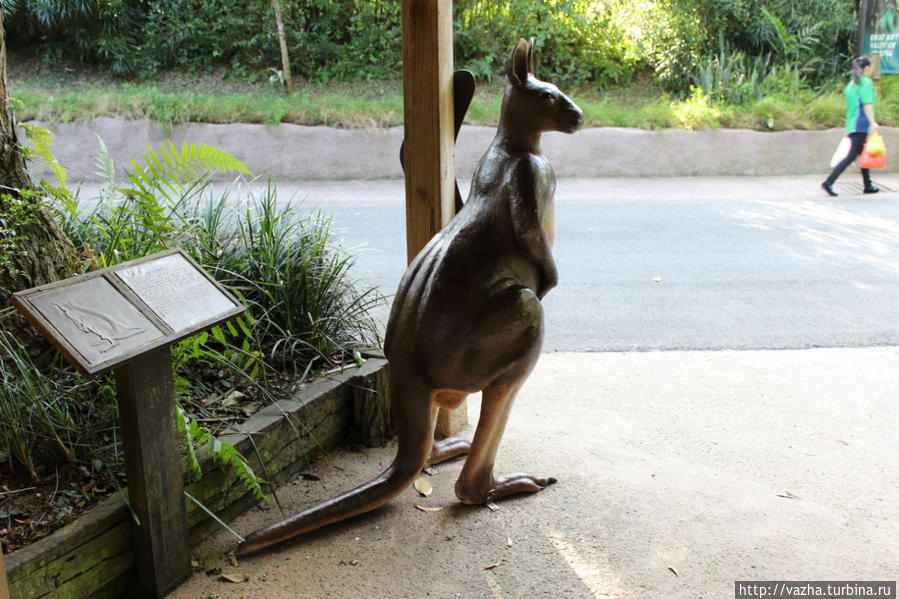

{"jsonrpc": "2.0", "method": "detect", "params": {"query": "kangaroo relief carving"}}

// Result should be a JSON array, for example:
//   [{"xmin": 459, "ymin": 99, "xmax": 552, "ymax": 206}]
[{"xmin": 238, "ymin": 38, "xmax": 584, "ymax": 556}]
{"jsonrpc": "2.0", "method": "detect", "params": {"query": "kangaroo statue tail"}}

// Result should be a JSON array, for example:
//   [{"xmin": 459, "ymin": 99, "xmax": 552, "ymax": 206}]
[
  {"xmin": 237, "ymin": 369, "xmax": 435, "ymax": 556},
  {"xmin": 237, "ymin": 463, "xmax": 416, "ymax": 555}
]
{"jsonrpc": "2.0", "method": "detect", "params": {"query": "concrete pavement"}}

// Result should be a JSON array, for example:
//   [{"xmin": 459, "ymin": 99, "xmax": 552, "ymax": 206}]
[
  {"xmin": 169, "ymin": 348, "xmax": 899, "ymax": 599},
  {"xmin": 157, "ymin": 172, "xmax": 899, "ymax": 598}
]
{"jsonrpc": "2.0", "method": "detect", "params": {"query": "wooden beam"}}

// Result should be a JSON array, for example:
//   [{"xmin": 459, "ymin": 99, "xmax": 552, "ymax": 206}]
[
  {"xmin": 401, "ymin": 0, "xmax": 467, "ymax": 437},
  {"xmin": 115, "ymin": 347, "xmax": 191, "ymax": 598},
  {"xmin": 402, "ymin": 0, "xmax": 455, "ymax": 260},
  {"xmin": 1, "ymin": 548, "xmax": 9, "ymax": 599}
]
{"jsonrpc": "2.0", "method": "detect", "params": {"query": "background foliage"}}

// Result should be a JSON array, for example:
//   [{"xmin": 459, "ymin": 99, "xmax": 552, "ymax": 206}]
[{"xmin": 4, "ymin": 0, "xmax": 862, "ymax": 96}]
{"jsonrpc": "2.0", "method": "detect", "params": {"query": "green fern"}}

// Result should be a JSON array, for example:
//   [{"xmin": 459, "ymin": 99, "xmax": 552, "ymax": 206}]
[
  {"xmin": 19, "ymin": 122, "xmax": 67, "ymax": 190},
  {"xmin": 123, "ymin": 140, "xmax": 252, "ymax": 203},
  {"xmin": 175, "ymin": 404, "xmax": 266, "ymax": 501}
]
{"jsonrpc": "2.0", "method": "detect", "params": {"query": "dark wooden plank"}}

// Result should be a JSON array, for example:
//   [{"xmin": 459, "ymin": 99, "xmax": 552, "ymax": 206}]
[
  {"xmin": 1, "ymin": 548, "xmax": 9, "ymax": 599},
  {"xmin": 114, "ymin": 348, "xmax": 191, "ymax": 598}
]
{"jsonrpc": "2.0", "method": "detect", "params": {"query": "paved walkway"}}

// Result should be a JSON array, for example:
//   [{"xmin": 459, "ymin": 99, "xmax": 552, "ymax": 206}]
[
  {"xmin": 160, "ymin": 174, "xmax": 899, "ymax": 598},
  {"xmin": 200, "ymin": 172, "xmax": 899, "ymax": 206},
  {"xmin": 169, "ymin": 348, "xmax": 898, "ymax": 599}
]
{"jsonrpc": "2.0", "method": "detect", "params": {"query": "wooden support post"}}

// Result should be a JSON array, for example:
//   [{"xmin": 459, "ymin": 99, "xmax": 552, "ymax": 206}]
[
  {"xmin": 115, "ymin": 347, "xmax": 191, "ymax": 598},
  {"xmin": 401, "ymin": 0, "xmax": 467, "ymax": 437},
  {"xmin": 1, "ymin": 548, "xmax": 9, "ymax": 599}
]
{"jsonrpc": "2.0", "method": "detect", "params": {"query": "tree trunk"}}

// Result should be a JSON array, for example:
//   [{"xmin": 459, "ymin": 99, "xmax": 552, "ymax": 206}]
[
  {"xmin": 0, "ymin": 8, "xmax": 81, "ymax": 352},
  {"xmin": 272, "ymin": 0, "xmax": 294, "ymax": 94}
]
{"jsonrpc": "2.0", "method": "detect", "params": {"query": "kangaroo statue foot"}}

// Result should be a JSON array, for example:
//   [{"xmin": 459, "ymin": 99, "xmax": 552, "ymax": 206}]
[{"xmin": 237, "ymin": 38, "xmax": 583, "ymax": 557}]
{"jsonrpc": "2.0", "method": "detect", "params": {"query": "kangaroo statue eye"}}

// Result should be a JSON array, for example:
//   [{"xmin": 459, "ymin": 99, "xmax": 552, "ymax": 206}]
[{"xmin": 540, "ymin": 92, "xmax": 555, "ymax": 101}]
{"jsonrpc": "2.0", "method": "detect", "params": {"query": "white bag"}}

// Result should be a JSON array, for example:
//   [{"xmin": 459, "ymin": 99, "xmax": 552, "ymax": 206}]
[{"xmin": 829, "ymin": 136, "xmax": 851, "ymax": 167}]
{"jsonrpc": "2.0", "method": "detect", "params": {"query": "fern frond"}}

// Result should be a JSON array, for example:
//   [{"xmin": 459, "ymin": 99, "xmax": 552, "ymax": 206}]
[
  {"xmin": 175, "ymin": 405, "xmax": 202, "ymax": 480},
  {"xmin": 122, "ymin": 141, "xmax": 253, "ymax": 204},
  {"xmin": 19, "ymin": 123, "xmax": 67, "ymax": 190}
]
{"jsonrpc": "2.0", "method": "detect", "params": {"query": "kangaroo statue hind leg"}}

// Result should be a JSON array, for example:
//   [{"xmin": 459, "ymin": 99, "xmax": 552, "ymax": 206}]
[{"xmin": 237, "ymin": 38, "xmax": 583, "ymax": 557}]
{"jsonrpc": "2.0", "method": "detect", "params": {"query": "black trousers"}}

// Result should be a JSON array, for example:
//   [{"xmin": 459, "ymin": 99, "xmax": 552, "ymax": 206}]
[{"xmin": 824, "ymin": 131, "xmax": 872, "ymax": 187}]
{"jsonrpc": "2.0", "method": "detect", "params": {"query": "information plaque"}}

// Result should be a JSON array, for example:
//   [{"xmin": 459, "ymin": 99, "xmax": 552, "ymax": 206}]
[
  {"xmin": 12, "ymin": 248, "xmax": 244, "ymax": 376},
  {"xmin": 11, "ymin": 248, "xmax": 246, "ymax": 598}
]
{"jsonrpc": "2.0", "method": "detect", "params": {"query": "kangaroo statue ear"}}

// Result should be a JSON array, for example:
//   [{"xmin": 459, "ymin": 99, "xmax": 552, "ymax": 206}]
[
  {"xmin": 527, "ymin": 37, "xmax": 536, "ymax": 76},
  {"xmin": 506, "ymin": 38, "xmax": 530, "ymax": 87}
]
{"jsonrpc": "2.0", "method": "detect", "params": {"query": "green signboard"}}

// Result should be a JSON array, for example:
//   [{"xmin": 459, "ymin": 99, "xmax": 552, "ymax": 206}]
[{"xmin": 864, "ymin": 0, "xmax": 899, "ymax": 74}]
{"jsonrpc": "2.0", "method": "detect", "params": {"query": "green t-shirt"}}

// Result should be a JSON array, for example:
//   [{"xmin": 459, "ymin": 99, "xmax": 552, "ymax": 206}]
[{"xmin": 844, "ymin": 76, "xmax": 876, "ymax": 134}]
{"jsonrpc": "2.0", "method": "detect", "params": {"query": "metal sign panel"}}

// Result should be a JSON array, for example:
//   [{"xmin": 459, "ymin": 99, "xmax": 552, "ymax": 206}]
[{"xmin": 12, "ymin": 249, "xmax": 244, "ymax": 376}]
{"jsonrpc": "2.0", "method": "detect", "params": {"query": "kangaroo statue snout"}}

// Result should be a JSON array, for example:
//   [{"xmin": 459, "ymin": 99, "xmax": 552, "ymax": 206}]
[{"xmin": 237, "ymin": 38, "xmax": 583, "ymax": 556}]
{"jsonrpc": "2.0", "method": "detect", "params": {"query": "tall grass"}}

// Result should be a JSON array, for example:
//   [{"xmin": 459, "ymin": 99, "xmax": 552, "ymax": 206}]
[
  {"xmin": 59, "ymin": 140, "xmax": 384, "ymax": 375},
  {"xmin": 0, "ymin": 331, "xmax": 82, "ymax": 480},
  {"xmin": 14, "ymin": 80, "xmax": 408, "ymax": 129},
  {"xmin": 188, "ymin": 182, "xmax": 384, "ymax": 373},
  {"xmin": 15, "ymin": 72, "xmax": 890, "ymax": 132}
]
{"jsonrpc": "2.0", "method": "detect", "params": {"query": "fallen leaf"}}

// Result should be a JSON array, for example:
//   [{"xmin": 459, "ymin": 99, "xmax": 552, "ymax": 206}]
[
  {"xmin": 219, "ymin": 573, "xmax": 249, "ymax": 583},
  {"xmin": 415, "ymin": 505, "xmax": 442, "ymax": 512},
  {"xmin": 483, "ymin": 563, "xmax": 500, "ymax": 571},
  {"xmin": 222, "ymin": 390, "xmax": 245, "ymax": 407},
  {"xmin": 777, "ymin": 491, "xmax": 800, "ymax": 500},
  {"xmin": 413, "ymin": 477, "xmax": 433, "ymax": 497},
  {"xmin": 668, "ymin": 566, "xmax": 679, "ymax": 577}
]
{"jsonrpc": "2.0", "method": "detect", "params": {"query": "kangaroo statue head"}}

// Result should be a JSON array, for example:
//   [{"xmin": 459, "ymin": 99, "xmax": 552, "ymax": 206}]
[{"xmin": 499, "ymin": 38, "xmax": 584, "ymax": 150}]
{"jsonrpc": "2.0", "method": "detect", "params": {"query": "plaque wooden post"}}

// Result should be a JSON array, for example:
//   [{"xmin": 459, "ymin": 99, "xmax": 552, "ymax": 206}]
[
  {"xmin": 401, "ymin": 0, "xmax": 467, "ymax": 437},
  {"xmin": 1, "ymin": 548, "xmax": 9, "ymax": 599},
  {"xmin": 115, "ymin": 346, "xmax": 191, "ymax": 598}
]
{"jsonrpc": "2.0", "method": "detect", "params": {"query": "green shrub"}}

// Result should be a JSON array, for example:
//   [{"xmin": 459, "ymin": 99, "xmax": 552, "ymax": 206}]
[
  {"xmin": 190, "ymin": 183, "xmax": 383, "ymax": 373},
  {"xmin": 454, "ymin": 0, "xmax": 637, "ymax": 88},
  {"xmin": 60, "ymin": 140, "xmax": 383, "ymax": 375},
  {"xmin": 4, "ymin": 0, "xmax": 861, "ymax": 95}
]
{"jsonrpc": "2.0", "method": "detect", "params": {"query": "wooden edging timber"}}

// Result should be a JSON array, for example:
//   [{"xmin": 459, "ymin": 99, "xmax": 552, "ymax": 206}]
[{"xmin": 4, "ymin": 357, "xmax": 391, "ymax": 599}]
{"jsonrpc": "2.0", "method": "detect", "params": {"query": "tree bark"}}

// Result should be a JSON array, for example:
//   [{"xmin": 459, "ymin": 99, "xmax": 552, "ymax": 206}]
[
  {"xmin": 0, "ymin": 8, "xmax": 81, "ymax": 351},
  {"xmin": 272, "ymin": 0, "xmax": 294, "ymax": 94}
]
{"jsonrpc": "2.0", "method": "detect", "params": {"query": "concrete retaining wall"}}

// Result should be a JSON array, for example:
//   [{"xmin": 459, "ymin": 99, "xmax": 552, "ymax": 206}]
[{"xmin": 23, "ymin": 118, "xmax": 899, "ymax": 183}]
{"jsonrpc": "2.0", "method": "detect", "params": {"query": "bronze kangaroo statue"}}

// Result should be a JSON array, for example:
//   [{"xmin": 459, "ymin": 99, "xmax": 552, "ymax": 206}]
[{"xmin": 238, "ymin": 38, "xmax": 583, "ymax": 556}]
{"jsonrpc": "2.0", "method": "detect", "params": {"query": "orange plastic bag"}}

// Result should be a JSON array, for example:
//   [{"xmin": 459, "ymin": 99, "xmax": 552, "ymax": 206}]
[{"xmin": 859, "ymin": 148, "xmax": 886, "ymax": 169}]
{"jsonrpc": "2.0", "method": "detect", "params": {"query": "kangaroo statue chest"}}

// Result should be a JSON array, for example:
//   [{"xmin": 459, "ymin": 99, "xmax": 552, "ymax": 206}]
[{"xmin": 237, "ymin": 38, "xmax": 583, "ymax": 557}]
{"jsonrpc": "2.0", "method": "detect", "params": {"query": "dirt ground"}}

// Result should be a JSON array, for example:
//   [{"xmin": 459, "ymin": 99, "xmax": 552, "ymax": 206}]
[{"xmin": 167, "ymin": 348, "xmax": 899, "ymax": 599}]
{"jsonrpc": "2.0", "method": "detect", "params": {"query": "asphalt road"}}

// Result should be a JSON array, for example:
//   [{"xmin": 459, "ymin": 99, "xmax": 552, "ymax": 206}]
[{"xmin": 281, "ymin": 176, "xmax": 899, "ymax": 352}]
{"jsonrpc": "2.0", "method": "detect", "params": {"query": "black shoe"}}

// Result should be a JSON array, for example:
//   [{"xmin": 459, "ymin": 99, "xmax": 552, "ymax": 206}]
[
  {"xmin": 821, "ymin": 182, "xmax": 838, "ymax": 196},
  {"xmin": 863, "ymin": 185, "xmax": 879, "ymax": 194}
]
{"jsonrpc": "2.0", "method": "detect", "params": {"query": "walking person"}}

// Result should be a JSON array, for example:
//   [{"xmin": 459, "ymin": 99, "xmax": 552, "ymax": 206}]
[{"xmin": 822, "ymin": 56, "xmax": 880, "ymax": 196}]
